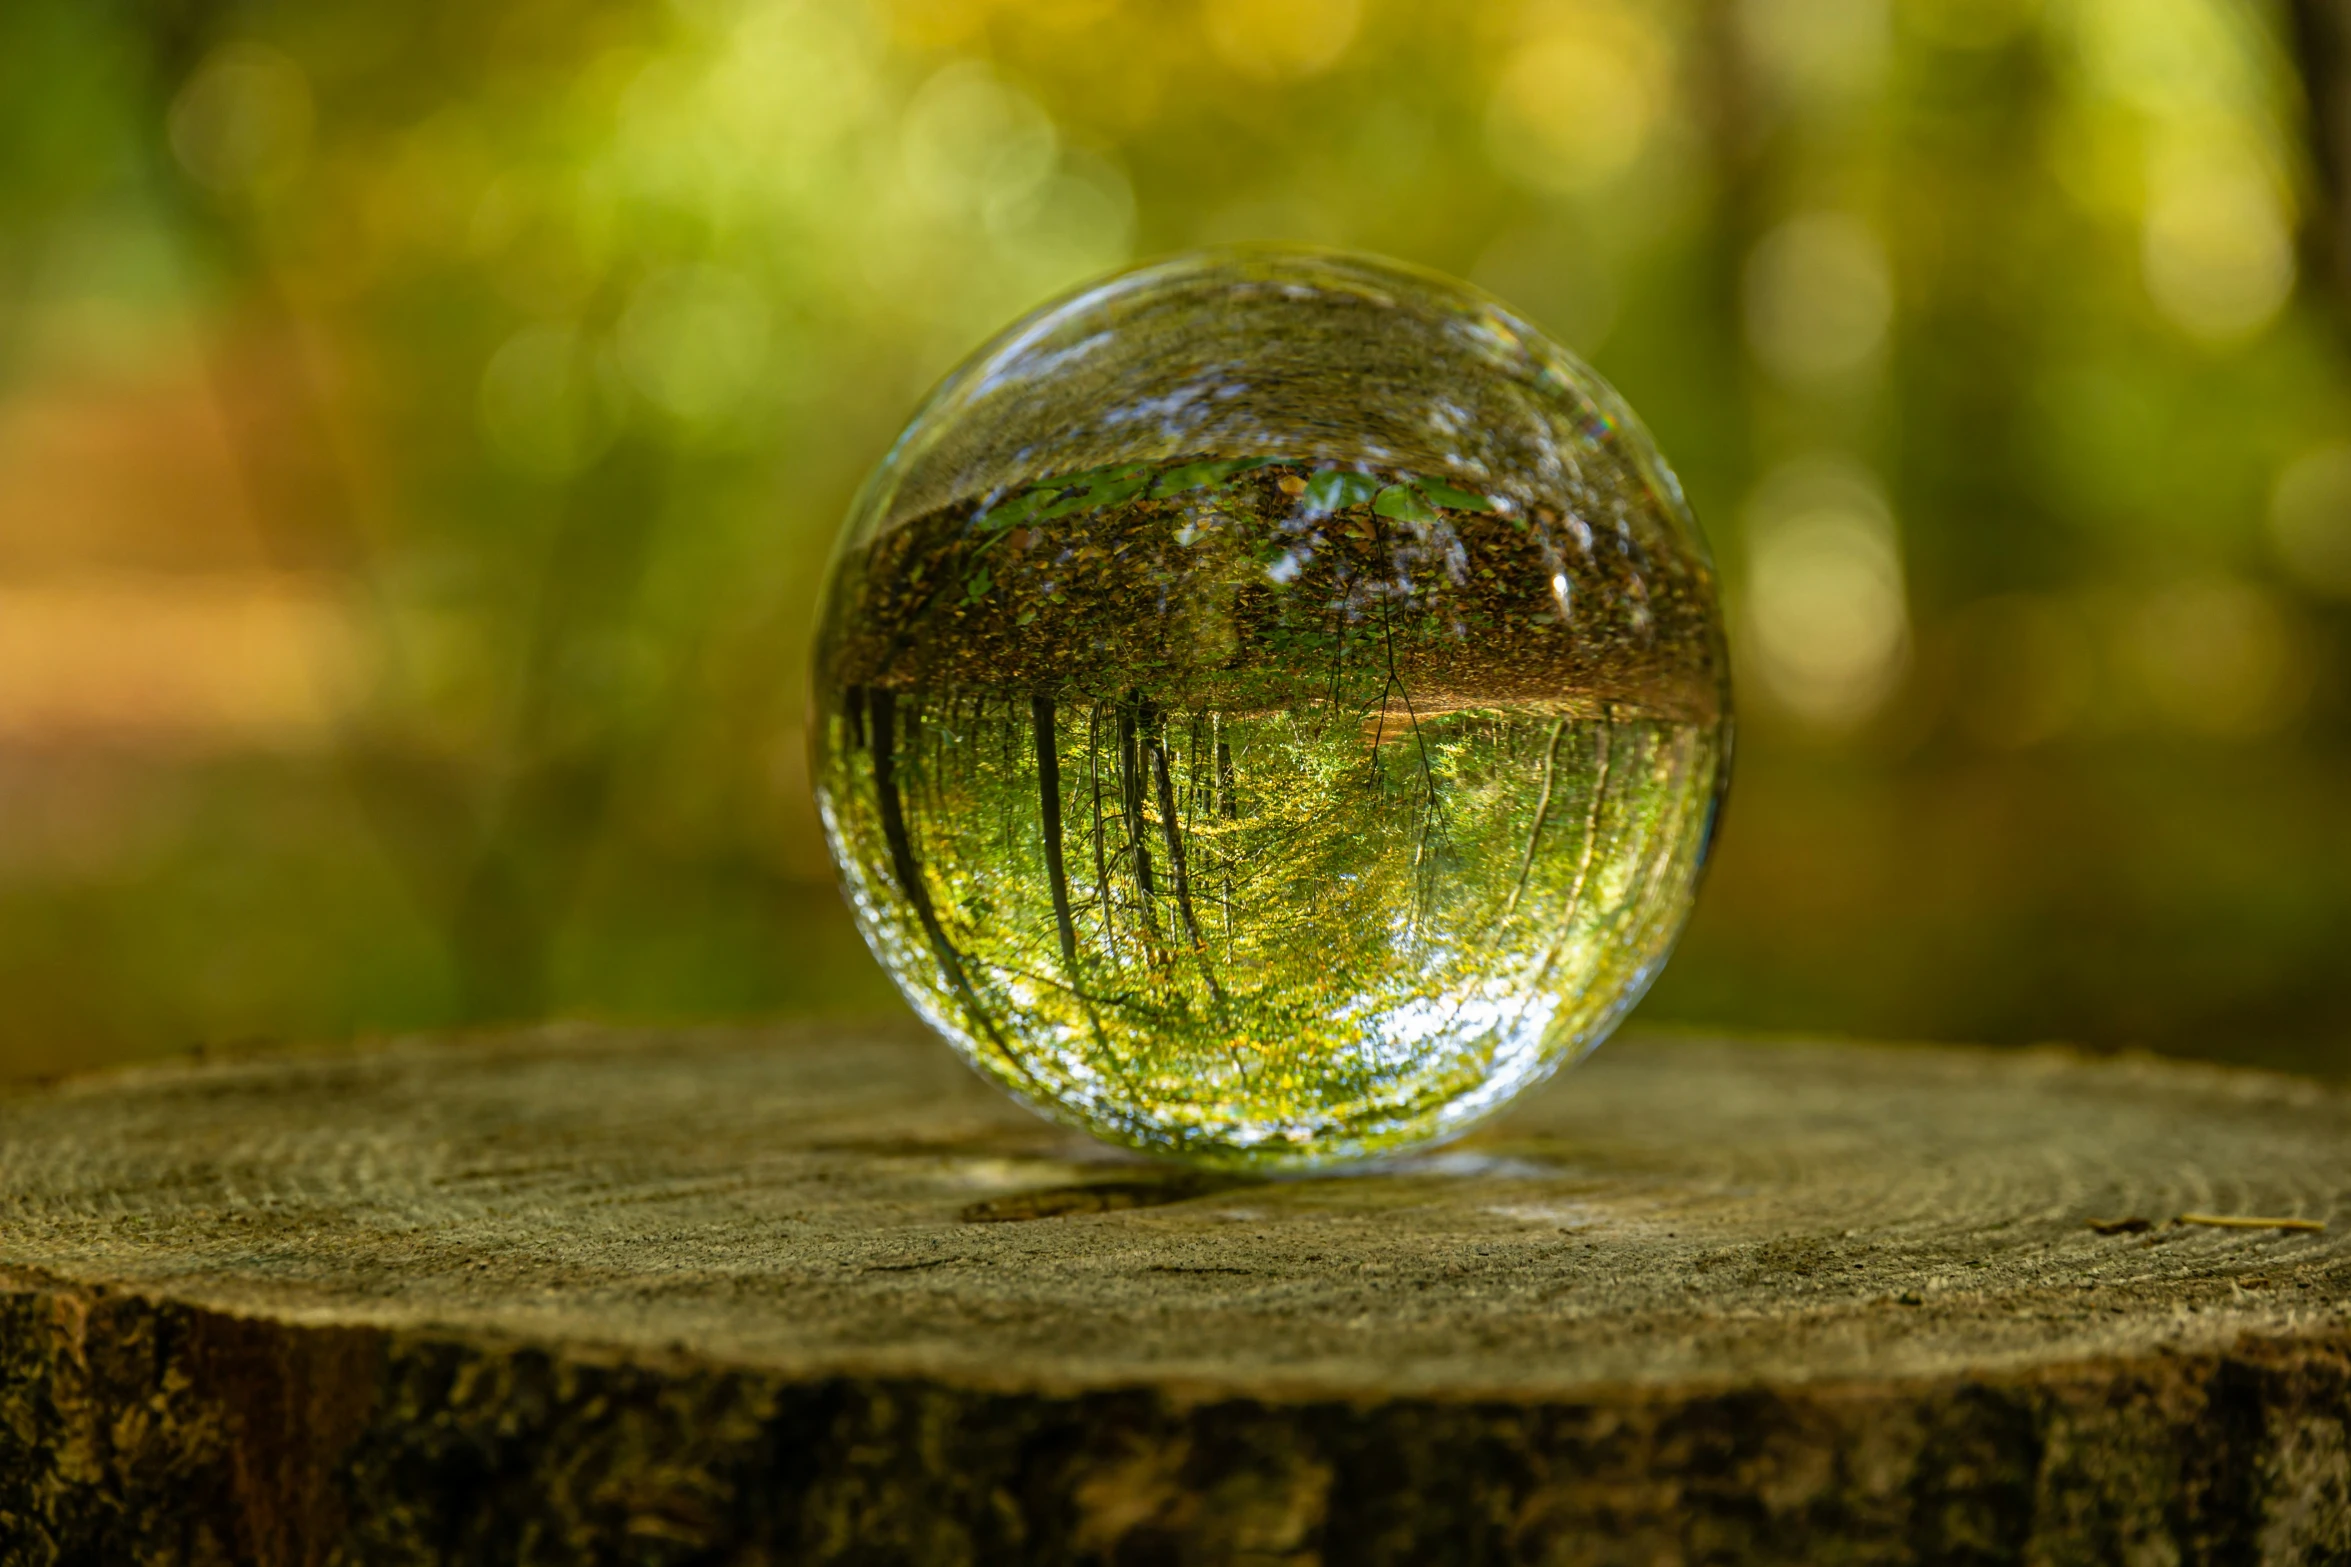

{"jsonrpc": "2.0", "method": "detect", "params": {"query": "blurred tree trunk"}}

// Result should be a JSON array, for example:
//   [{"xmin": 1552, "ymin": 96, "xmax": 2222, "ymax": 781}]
[
  {"xmin": 139, "ymin": 2, "xmax": 666, "ymax": 1026},
  {"xmin": 2295, "ymin": 0, "xmax": 2351, "ymax": 308}
]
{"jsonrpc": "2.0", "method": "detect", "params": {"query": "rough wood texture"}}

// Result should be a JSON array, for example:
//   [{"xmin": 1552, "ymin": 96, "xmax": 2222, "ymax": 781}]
[{"xmin": 1, "ymin": 1021, "xmax": 2347, "ymax": 1564}]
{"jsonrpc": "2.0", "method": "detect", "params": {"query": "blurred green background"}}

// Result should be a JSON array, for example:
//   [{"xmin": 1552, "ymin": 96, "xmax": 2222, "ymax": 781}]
[{"xmin": 3, "ymin": 0, "xmax": 2349, "ymax": 1081}]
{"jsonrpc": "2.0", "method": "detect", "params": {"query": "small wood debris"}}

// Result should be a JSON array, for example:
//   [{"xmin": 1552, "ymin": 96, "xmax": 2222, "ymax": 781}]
[
  {"xmin": 2174, "ymin": 1212, "xmax": 2326, "ymax": 1232},
  {"xmin": 2088, "ymin": 1216, "xmax": 2153, "ymax": 1235}
]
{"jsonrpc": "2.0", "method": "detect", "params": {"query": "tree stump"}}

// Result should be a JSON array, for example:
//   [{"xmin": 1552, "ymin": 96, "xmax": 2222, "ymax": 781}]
[{"xmin": 1, "ymin": 1022, "xmax": 2347, "ymax": 1564}]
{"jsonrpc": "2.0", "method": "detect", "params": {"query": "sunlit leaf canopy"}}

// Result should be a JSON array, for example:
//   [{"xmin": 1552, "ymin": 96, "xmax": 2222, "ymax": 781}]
[{"xmin": 0, "ymin": 0, "xmax": 2346, "ymax": 1075}]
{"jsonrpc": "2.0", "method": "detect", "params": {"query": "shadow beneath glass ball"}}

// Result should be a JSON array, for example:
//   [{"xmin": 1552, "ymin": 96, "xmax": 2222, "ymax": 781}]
[{"xmin": 957, "ymin": 1170, "xmax": 1263, "ymax": 1223}]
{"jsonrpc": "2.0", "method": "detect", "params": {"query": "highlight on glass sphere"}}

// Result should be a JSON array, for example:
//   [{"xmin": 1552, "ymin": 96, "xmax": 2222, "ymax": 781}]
[{"xmin": 810, "ymin": 245, "xmax": 1730, "ymax": 1171}]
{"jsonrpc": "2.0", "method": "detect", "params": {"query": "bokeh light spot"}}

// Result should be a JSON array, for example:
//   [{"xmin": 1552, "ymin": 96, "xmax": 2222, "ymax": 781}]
[
  {"xmin": 617, "ymin": 265, "xmax": 775, "ymax": 438},
  {"xmin": 478, "ymin": 325, "xmax": 622, "ymax": 479},
  {"xmin": 2140, "ymin": 139, "xmax": 2295, "ymax": 344},
  {"xmin": 902, "ymin": 62, "xmax": 1060, "ymax": 218},
  {"xmin": 1739, "ymin": 0, "xmax": 1890, "ymax": 101},
  {"xmin": 2075, "ymin": 0, "xmax": 2263, "ymax": 117},
  {"xmin": 1486, "ymin": 9, "xmax": 1669, "ymax": 194},
  {"xmin": 1742, "ymin": 457, "xmax": 1909, "ymax": 728},
  {"xmin": 1203, "ymin": 0, "xmax": 1363, "ymax": 79},
  {"xmin": 2128, "ymin": 577, "xmax": 2308, "ymax": 737},
  {"xmin": 1743, "ymin": 213, "xmax": 1893, "ymax": 384},
  {"xmin": 985, "ymin": 151, "xmax": 1137, "ymax": 288},
  {"xmin": 2269, "ymin": 441, "xmax": 2351, "ymax": 598},
  {"xmin": 168, "ymin": 43, "xmax": 313, "ymax": 197}
]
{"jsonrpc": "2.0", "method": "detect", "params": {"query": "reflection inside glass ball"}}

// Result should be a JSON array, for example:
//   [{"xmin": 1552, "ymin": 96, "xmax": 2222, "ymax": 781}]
[{"xmin": 812, "ymin": 246, "xmax": 1729, "ymax": 1169}]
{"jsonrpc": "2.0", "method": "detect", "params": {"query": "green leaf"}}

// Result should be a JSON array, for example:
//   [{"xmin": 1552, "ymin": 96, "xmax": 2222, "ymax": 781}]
[
  {"xmin": 1303, "ymin": 470, "xmax": 1379, "ymax": 513},
  {"xmin": 1151, "ymin": 458, "xmax": 1246, "ymax": 497},
  {"xmin": 1040, "ymin": 463, "xmax": 1152, "ymax": 518},
  {"xmin": 1373, "ymin": 484, "xmax": 1439, "ymax": 524},
  {"xmin": 1416, "ymin": 478, "xmax": 1496, "ymax": 512},
  {"xmin": 975, "ymin": 487, "xmax": 1053, "ymax": 531}
]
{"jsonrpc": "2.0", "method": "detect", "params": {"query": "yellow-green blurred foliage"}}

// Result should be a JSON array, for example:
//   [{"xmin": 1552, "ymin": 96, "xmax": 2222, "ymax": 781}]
[{"xmin": 1, "ymin": 0, "xmax": 2347, "ymax": 1076}]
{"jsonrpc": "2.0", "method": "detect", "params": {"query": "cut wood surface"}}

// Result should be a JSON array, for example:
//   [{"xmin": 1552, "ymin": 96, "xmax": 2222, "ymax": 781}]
[{"xmin": 1, "ymin": 1021, "xmax": 2348, "ymax": 1564}]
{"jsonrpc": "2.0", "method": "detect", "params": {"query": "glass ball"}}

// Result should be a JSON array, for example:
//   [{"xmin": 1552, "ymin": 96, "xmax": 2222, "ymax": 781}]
[{"xmin": 811, "ymin": 245, "xmax": 1729, "ymax": 1170}]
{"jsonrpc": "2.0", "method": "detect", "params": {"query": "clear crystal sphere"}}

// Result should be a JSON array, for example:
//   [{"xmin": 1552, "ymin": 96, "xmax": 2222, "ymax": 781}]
[{"xmin": 811, "ymin": 245, "xmax": 1729, "ymax": 1169}]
